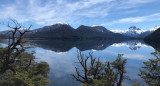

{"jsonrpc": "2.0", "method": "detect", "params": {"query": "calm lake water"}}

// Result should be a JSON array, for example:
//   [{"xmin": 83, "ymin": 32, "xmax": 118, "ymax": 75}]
[{"xmin": 1, "ymin": 39, "xmax": 158, "ymax": 86}]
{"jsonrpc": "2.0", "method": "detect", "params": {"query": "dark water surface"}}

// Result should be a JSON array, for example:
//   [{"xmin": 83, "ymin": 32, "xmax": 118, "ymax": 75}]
[{"xmin": 1, "ymin": 39, "xmax": 159, "ymax": 86}]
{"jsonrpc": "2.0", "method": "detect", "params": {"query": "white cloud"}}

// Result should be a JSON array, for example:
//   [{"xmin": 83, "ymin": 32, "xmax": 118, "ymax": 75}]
[
  {"xmin": 35, "ymin": 47, "xmax": 77, "ymax": 77},
  {"xmin": 117, "ymin": 0, "xmax": 157, "ymax": 9},
  {"xmin": 123, "ymin": 54, "xmax": 147, "ymax": 60},
  {"xmin": 111, "ymin": 29, "xmax": 126, "ymax": 33},
  {"xmin": 102, "ymin": 49, "xmax": 148, "ymax": 60},
  {"xmin": 75, "ymin": 4, "xmax": 113, "ymax": 18},
  {"xmin": 66, "ymin": 0, "xmax": 113, "ymax": 11},
  {"xmin": 0, "ymin": 0, "xmax": 159, "ymax": 26},
  {"xmin": 111, "ymin": 42, "xmax": 148, "ymax": 48},
  {"xmin": 103, "ymin": 13, "xmax": 160, "ymax": 26},
  {"xmin": 0, "ymin": 0, "xmax": 113, "ymax": 25}
]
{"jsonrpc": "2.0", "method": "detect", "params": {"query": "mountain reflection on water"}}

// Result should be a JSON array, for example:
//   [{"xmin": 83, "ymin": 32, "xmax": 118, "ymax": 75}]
[
  {"xmin": 32, "ymin": 39, "xmax": 149, "ymax": 52},
  {"xmin": 0, "ymin": 39, "xmax": 160, "ymax": 86}
]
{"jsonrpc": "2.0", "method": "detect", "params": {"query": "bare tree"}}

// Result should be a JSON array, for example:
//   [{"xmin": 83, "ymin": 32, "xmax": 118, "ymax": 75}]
[
  {"xmin": 73, "ymin": 52, "xmax": 127, "ymax": 86},
  {"xmin": 73, "ymin": 51, "xmax": 92, "ymax": 83},
  {"xmin": 73, "ymin": 51, "xmax": 115, "ymax": 84},
  {"xmin": 0, "ymin": 19, "xmax": 32, "ymax": 73}
]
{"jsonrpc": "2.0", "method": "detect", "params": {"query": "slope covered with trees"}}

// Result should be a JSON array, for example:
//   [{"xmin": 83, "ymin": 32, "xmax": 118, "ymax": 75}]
[{"xmin": 144, "ymin": 27, "xmax": 160, "ymax": 41}]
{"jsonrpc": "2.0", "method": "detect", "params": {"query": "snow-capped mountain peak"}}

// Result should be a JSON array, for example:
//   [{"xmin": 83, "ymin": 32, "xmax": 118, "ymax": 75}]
[
  {"xmin": 111, "ymin": 26, "xmax": 160, "ymax": 38},
  {"xmin": 111, "ymin": 26, "xmax": 144, "ymax": 34},
  {"xmin": 31, "ymin": 22, "xmax": 72, "ymax": 33},
  {"xmin": 128, "ymin": 26, "xmax": 140, "ymax": 31},
  {"xmin": 111, "ymin": 29, "xmax": 125, "ymax": 33},
  {"xmin": 91, "ymin": 25, "xmax": 99, "ymax": 27},
  {"xmin": 49, "ymin": 22, "xmax": 69, "ymax": 26},
  {"xmin": 149, "ymin": 26, "xmax": 160, "ymax": 31}
]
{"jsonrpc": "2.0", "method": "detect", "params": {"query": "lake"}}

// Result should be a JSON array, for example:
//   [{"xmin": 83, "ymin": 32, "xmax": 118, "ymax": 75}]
[{"xmin": 0, "ymin": 39, "xmax": 159, "ymax": 86}]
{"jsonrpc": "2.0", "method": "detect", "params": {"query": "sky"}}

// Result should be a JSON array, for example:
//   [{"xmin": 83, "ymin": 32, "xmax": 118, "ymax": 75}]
[{"xmin": 0, "ymin": 0, "xmax": 160, "ymax": 31}]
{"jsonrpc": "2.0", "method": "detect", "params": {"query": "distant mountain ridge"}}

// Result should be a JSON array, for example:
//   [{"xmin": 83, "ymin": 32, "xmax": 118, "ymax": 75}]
[
  {"xmin": 26, "ymin": 23, "xmax": 128, "ymax": 39},
  {"xmin": 0, "ymin": 23, "xmax": 159, "ymax": 39},
  {"xmin": 28, "ymin": 23, "xmax": 77, "ymax": 39},
  {"xmin": 111, "ymin": 26, "xmax": 160, "ymax": 38},
  {"xmin": 0, "ymin": 30, "xmax": 10, "ymax": 35},
  {"xmin": 32, "ymin": 23, "xmax": 71, "ymax": 33},
  {"xmin": 75, "ymin": 25, "xmax": 127, "ymax": 39}
]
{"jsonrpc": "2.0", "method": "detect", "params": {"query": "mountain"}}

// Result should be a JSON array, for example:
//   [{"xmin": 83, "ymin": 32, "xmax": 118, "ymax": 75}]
[
  {"xmin": 111, "ymin": 26, "xmax": 160, "ymax": 38},
  {"xmin": 28, "ymin": 23, "xmax": 77, "ymax": 39},
  {"xmin": 75, "ymin": 25, "xmax": 128, "ymax": 39},
  {"xmin": 26, "ymin": 24, "xmax": 128, "ymax": 39},
  {"xmin": 0, "ymin": 30, "xmax": 10, "ymax": 35},
  {"xmin": 0, "ymin": 23, "xmax": 75, "ymax": 38},
  {"xmin": 144, "ymin": 27, "xmax": 160, "ymax": 52},
  {"xmin": 32, "ymin": 23, "xmax": 72, "ymax": 32},
  {"xmin": 0, "ymin": 30, "xmax": 21, "ymax": 38},
  {"xmin": 0, "ymin": 30, "xmax": 11, "ymax": 38},
  {"xmin": 0, "ymin": 28, "xmax": 35, "ymax": 38},
  {"xmin": 144, "ymin": 27, "xmax": 160, "ymax": 41},
  {"xmin": 123, "ymin": 26, "xmax": 142, "ymax": 38}
]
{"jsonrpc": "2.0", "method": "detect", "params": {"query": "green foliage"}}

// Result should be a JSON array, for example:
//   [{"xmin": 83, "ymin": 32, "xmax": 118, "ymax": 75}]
[
  {"xmin": 139, "ymin": 51, "xmax": 160, "ymax": 86},
  {"xmin": 73, "ymin": 52, "xmax": 127, "ymax": 86},
  {"xmin": 83, "ymin": 62, "xmax": 118, "ymax": 86},
  {"xmin": 0, "ymin": 49, "xmax": 50, "ymax": 86},
  {"xmin": 111, "ymin": 54, "xmax": 127, "ymax": 73},
  {"xmin": 132, "ymin": 83, "xmax": 141, "ymax": 86},
  {"xmin": 0, "ymin": 20, "xmax": 50, "ymax": 86},
  {"xmin": 111, "ymin": 54, "xmax": 127, "ymax": 86}
]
